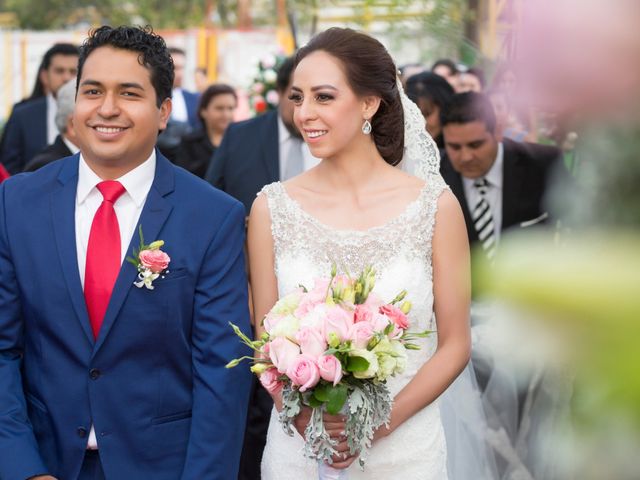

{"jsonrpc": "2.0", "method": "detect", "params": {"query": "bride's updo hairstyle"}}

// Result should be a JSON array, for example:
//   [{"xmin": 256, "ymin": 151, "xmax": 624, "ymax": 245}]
[{"xmin": 294, "ymin": 27, "xmax": 404, "ymax": 166}]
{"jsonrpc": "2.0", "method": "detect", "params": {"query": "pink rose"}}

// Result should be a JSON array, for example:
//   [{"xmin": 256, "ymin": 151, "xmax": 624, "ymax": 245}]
[
  {"xmin": 286, "ymin": 354, "xmax": 320, "ymax": 392},
  {"xmin": 323, "ymin": 306, "xmax": 353, "ymax": 343},
  {"xmin": 295, "ymin": 327, "xmax": 327, "ymax": 358},
  {"xmin": 268, "ymin": 337, "xmax": 300, "ymax": 374},
  {"xmin": 318, "ymin": 355, "xmax": 343, "ymax": 386},
  {"xmin": 349, "ymin": 321, "xmax": 375, "ymax": 349},
  {"xmin": 379, "ymin": 304, "xmax": 409, "ymax": 330},
  {"xmin": 364, "ymin": 292, "xmax": 384, "ymax": 308},
  {"xmin": 139, "ymin": 249, "xmax": 170, "ymax": 273},
  {"xmin": 371, "ymin": 313, "xmax": 392, "ymax": 332},
  {"xmin": 294, "ymin": 279, "xmax": 330, "ymax": 318},
  {"xmin": 354, "ymin": 304, "xmax": 374, "ymax": 324},
  {"xmin": 259, "ymin": 368, "xmax": 283, "ymax": 395}
]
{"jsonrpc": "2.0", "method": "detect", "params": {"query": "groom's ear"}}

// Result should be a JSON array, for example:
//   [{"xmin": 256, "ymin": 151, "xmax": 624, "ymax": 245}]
[{"xmin": 361, "ymin": 95, "xmax": 381, "ymax": 120}]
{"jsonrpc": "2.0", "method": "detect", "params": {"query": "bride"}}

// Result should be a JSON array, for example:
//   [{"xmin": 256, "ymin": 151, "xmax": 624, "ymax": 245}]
[{"xmin": 248, "ymin": 27, "xmax": 492, "ymax": 478}]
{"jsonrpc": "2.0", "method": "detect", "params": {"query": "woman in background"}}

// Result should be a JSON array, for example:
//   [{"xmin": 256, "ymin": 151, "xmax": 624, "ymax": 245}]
[{"xmin": 175, "ymin": 83, "xmax": 237, "ymax": 178}]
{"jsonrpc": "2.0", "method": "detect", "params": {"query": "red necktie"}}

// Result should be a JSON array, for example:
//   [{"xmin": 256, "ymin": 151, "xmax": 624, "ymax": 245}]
[{"xmin": 84, "ymin": 180, "xmax": 126, "ymax": 339}]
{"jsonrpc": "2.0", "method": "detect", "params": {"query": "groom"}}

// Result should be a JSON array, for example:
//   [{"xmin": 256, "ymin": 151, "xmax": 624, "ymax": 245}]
[{"xmin": 0, "ymin": 26, "xmax": 251, "ymax": 479}]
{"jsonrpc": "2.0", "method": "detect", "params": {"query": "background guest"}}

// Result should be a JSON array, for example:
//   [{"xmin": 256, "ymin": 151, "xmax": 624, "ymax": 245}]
[
  {"xmin": 156, "ymin": 47, "xmax": 201, "ymax": 161},
  {"xmin": 24, "ymin": 78, "xmax": 80, "ymax": 172},
  {"xmin": 405, "ymin": 71, "xmax": 455, "ymax": 148},
  {"xmin": 431, "ymin": 57, "xmax": 460, "ymax": 91},
  {"xmin": 459, "ymin": 67, "xmax": 486, "ymax": 93},
  {"xmin": 0, "ymin": 43, "xmax": 79, "ymax": 173},
  {"xmin": 175, "ymin": 83, "xmax": 237, "ymax": 178}
]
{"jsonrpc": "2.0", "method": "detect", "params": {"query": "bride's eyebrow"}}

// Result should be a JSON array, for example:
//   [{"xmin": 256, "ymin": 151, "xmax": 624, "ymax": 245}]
[
  {"xmin": 290, "ymin": 85, "xmax": 338, "ymax": 92},
  {"xmin": 310, "ymin": 85, "xmax": 337, "ymax": 92}
]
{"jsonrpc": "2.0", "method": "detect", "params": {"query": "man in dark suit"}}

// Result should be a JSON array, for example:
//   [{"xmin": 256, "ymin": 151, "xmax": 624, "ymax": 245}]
[
  {"xmin": 24, "ymin": 78, "xmax": 79, "ymax": 172},
  {"xmin": 440, "ymin": 92, "xmax": 565, "ymax": 260},
  {"xmin": 205, "ymin": 56, "xmax": 318, "ymax": 215},
  {"xmin": 156, "ymin": 47, "xmax": 201, "ymax": 161},
  {"xmin": 0, "ymin": 26, "xmax": 251, "ymax": 479},
  {"xmin": 0, "ymin": 43, "xmax": 79, "ymax": 173}
]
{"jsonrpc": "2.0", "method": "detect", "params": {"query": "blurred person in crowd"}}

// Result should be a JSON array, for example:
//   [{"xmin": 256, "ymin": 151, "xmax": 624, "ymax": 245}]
[
  {"xmin": 405, "ymin": 71, "xmax": 455, "ymax": 148},
  {"xmin": 156, "ymin": 47, "xmax": 201, "ymax": 161},
  {"xmin": 24, "ymin": 79, "xmax": 79, "ymax": 172},
  {"xmin": 206, "ymin": 55, "xmax": 319, "ymax": 480},
  {"xmin": 440, "ymin": 92, "xmax": 565, "ymax": 261},
  {"xmin": 206, "ymin": 55, "xmax": 319, "ymax": 215},
  {"xmin": 459, "ymin": 67, "xmax": 485, "ymax": 93},
  {"xmin": 490, "ymin": 64, "xmax": 537, "ymax": 143},
  {"xmin": 0, "ymin": 43, "xmax": 79, "ymax": 174},
  {"xmin": 175, "ymin": 83, "xmax": 237, "ymax": 178},
  {"xmin": 194, "ymin": 67, "xmax": 209, "ymax": 92},
  {"xmin": 399, "ymin": 62, "xmax": 427, "ymax": 88},
  {"xmin": 432, "ymin": 58, "xmax": 460, "ymax": 91},
  {"xmin": 0, "ymin": 25, "xmax": 251, "ymax": 479}
]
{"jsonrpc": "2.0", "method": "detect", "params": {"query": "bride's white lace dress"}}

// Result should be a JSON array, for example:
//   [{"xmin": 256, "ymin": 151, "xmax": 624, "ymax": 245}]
[{"xmin": 260, "ymin": 176, "xmax": 450, "ymax": 479}]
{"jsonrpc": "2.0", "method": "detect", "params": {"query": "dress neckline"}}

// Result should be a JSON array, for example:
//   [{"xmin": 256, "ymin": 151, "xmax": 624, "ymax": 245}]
[{"xmin": 276, "ymin": 181, "xmax": 429, "ymax": 236}]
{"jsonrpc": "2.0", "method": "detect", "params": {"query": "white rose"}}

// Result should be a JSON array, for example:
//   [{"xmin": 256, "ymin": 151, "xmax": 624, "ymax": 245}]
[
  {"xmin": 272, "ymin": 292, "xmax": 301, "ymax": 315},
  {"xmin": 376, "ymin": 353, "xmax": 397, "ymax": 380},
  {"xmin": 350, "ymin": 349, "xmax": 379, "ymax": 379},
  {"xmin": 269, "ymin": 314, "xmax": 300, "ymax": 339},
  {"xmin": 391, "ymin": 340, "xmax": 408, "ymax": 374}
]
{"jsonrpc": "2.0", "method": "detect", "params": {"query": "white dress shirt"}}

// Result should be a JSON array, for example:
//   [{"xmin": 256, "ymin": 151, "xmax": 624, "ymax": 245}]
[
  {"xmin": 46, "ymin": 94, "xmax": 57, "ymax": 145},
  {"xmin": 171, "ymin": 88, "xmax": 188, "ymax": 123},
  {"xmin": 75, "ymin": 151, "xmax": 156, "ymax": 448},
  {"xmin": 462, "ymin": 142, "xmax": 504, "ymax": 239},
  {"xmin": 277, "ymin": 115, "xmax": 320, "ymax": 180}
]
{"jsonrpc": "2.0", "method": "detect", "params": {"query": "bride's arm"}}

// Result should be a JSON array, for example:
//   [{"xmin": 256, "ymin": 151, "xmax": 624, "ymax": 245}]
[
  {"xmin": 379, "ymin": 189, "xmax": 472, "ymax": 438},
  {"xmin": 247, "ymin": 194, "xmax": 281, "ymax": 406}
]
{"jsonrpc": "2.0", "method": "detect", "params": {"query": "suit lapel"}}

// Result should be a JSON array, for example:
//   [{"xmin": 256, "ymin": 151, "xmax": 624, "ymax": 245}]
[
  {"xmin": 93, "ymin": 153, "xmax": 175, "ymax": 355},
  {"xmin": 442, "ymin": 157, "xmax": 477, "ymax": 243},
  {"xmin": 501, "ymin": 139, "xmax": 525, "ymax": 230},
  {"xmin": 51, "ymin": 155, "xmax": 94, "ymax": 344},
  {"xmin": 260, "ymin": 111, "xmax": 280, "ymax": 182}
]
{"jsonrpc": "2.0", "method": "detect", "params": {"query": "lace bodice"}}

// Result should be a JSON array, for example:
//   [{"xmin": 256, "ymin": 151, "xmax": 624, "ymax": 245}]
[
  {"xmin": 260, "ymin": 177, "xmax": 451, "ymax": 479},
  {"xmin": 262, "ymin": 175, "xmax": 449, "ymax": 394}
]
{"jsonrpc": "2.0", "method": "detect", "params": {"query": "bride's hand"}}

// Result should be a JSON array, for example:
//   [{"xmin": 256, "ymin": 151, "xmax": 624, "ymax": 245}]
[{"xmin": 325, "ymin": 413, "xmax": 358, "ymax": 469}]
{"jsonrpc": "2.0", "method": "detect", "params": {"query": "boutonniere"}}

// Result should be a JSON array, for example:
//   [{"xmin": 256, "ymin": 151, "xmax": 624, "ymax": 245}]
[{"xmin": 126, "ymin": 226, "xmax": 171, "ymax": 290}]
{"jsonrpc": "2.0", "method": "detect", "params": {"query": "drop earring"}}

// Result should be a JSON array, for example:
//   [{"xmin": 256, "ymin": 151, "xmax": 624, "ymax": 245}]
[{"xmin": 362, "ymin": 119, "xmax": 372, "ymax": 135}]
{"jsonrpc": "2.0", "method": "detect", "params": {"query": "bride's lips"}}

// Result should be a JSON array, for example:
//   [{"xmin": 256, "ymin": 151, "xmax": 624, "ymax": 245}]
[{"xmin": 304, "ymin": 129, "xmax": 328, "ymax": 143}]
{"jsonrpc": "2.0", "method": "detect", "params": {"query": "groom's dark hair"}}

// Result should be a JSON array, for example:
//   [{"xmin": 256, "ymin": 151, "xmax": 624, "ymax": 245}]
[
  {"xmin": 295, "ymin": 27, "xmax": 404, "ymax": 166},
  {"xmin": 76, "ymin": 25, "xmax": 174, "ymax": 108}
]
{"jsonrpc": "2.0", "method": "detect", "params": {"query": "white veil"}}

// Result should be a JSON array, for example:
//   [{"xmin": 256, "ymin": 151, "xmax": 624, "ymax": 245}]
[{"xmin": 395, "ymin": 79, "xmax": 501, "ymax": 480}]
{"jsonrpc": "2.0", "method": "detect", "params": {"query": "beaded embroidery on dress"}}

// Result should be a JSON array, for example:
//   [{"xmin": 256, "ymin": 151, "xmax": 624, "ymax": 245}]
[{"xmin": 260, "ymin": 174, "xmax": 450, "ymax": 479}]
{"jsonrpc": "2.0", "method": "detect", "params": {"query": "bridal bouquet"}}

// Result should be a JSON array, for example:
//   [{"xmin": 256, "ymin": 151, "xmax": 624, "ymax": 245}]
[{"xmin": 227, "ymin": 266, "xmax": 429, "ymax": 475}]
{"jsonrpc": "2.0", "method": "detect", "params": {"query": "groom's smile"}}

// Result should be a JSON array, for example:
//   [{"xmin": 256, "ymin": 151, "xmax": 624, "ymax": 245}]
[{"xmin": 73, "ymin": 45, "xmax": 171, "ymax": 178}]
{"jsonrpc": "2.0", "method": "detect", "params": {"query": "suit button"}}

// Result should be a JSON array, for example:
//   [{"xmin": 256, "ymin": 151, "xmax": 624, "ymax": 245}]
[
  {"xmin": 89, "ymin": 368, "xmax": 101, "ymax": 380},
  {"xmin": 77, "ymin": 427, "xmax": 87, "ymax": 438}
]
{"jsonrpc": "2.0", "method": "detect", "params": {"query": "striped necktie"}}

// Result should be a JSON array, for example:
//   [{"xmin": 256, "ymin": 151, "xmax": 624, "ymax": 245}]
[{"xmin": 472, "ymin": 178, "xmax": 497, "ymax": 260}]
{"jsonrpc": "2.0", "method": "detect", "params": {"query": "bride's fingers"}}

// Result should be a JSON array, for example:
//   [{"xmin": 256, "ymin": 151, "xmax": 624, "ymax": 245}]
[
  {"xmin": 322, "ymin": 413, "xmax": 347, "ymax": 423},
  {"xmin": 329, "ymin": 453, "xmax": 358, "ymax": 470}
]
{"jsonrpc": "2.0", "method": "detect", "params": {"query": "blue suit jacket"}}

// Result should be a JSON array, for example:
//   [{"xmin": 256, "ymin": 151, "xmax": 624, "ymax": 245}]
[
  {"xmin": 205, "ymin": 110, "xmax": 279, "ymax": 214},
  {"xmin": 0, "ymin": 97, "xmax": 48, "ymax": 174},
  {"xmin": 182, "ymin": 89, "xmax": 201, "ymax": 130},
  {"xmin": 0, "ymin": 153, "xmax": 252, "ymax": 479}
]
